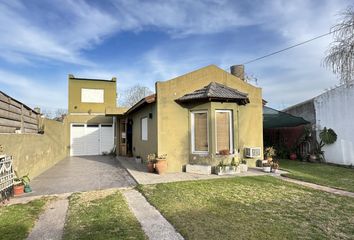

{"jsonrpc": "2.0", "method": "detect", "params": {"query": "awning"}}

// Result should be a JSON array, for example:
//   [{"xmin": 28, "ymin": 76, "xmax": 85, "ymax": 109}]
[{"xmin": 263, "ymin": 106, "xmax": 309, "ymax": 129}]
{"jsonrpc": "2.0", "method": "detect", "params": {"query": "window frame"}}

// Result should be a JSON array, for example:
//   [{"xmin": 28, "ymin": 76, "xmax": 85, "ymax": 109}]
[
  {"xmin": 141, "ymin": 117, "xmax": 148, "ymax": 141},
  {"xmin": 190, "ymin": 110, "xmax": 209, "ymax": 154},
  {"xmin": 215, "ymin": 110, "xmax": 234, "ymax": 154}
]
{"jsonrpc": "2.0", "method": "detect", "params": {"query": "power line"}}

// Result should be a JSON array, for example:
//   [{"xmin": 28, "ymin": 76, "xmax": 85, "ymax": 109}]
[
  {"xmin": 229, "ymin": 24, "xmax": 353, "ymax": 66},
  {"xmin": 242, "ymin": 32, "xmax": 333, "ymax": 65}
]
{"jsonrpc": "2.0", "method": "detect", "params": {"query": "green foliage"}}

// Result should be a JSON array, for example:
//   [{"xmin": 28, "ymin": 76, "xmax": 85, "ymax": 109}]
[
  {"xmin": 319, "ymin": 127, "xmax": 337, "ymax": 144},
  {"xmin": 230, "ymin": 157, "xmax": 238, "ymax": 166},
  {"xmin": 14, "ymin": 172, "xmax": 30, "ymax": 186},
  {"xmin": 264, "ymin": 147, "xmax": 276, "ymax": 158}
]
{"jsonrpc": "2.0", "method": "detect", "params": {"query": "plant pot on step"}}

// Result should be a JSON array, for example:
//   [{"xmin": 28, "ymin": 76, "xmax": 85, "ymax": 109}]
[
  {"xmin": 13, "ymin": 184, "xmax": 24, "ymax": 196},
  {"xmin": 290, "ymin": 153, "xmax": 297, "ymax": 160},
  {"xmin": 147, "ymin": 162, "xmax": 154, "ymax": 173},
  {"xmin": 155, "ymin": 159, "xmax": 167, "ymax": 174}
]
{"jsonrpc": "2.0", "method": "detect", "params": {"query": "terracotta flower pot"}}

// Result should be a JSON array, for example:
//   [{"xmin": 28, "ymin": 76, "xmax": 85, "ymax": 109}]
[
  {"xmin": 147, "ymin": 162, "xmax": 155, "ymax": 173},
  {"xmin": 13, "ymin": 184, "xmax": 24, "ymax": 196},
  {"xmin": 290, "ymin": 153, "xmax": 297, "ymax": 160},
  {"xmin": 155, "ymin": 159, "xmax": 167, "ymax": 175}
]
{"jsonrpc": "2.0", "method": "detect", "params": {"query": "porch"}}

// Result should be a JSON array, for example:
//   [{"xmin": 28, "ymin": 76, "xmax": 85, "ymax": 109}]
[{"xmin": 117, "ymin": 156, "xmax": 286, "ymax": 185}]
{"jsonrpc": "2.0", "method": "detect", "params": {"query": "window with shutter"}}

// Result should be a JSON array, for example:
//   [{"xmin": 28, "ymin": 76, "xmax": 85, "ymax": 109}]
[
  {"xmin": 191, "ymin": 111, "xmax": 208, "ymax": 153},
  {"xmin": 216, "ymin": 110, "xmax": 233, "ymax": 154}
]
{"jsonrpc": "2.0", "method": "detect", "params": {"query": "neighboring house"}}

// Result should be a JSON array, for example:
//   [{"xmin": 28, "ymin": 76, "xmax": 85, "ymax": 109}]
[
  {"xmin": 115, "ymin": 65, "xmax": 264, "ymax": 172},
  {"xmin": 66, "ymin": 75, "xmax": 125, "ymax": 156},
  {"xmin": 284, "ymin": 84, "xmax": 354, "ymax": 165}
]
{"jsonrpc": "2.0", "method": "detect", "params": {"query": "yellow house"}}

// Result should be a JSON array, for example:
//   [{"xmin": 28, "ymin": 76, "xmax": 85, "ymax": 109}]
[
  {"xmin": 117, "ymin": 65, "xmax": 263, "ymax": 172},
  {"xmin": 66, "ymin": 75, "xmax": 124, "ymax": 156}
]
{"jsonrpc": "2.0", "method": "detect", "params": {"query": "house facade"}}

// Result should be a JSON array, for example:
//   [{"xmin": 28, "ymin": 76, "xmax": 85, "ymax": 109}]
[
  {"xmin": 117, "ymin": 65, "xmax": 263, "ymax": 172},
  {"xmin": 66, "ymin": 75, "xmax": 120, "ymax": 156}
]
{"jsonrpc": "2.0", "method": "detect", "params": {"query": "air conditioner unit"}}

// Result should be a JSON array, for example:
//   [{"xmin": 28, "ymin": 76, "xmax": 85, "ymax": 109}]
[{"xmin": 244, "ymin": 147, "xmax": 261, "ymax": 158}]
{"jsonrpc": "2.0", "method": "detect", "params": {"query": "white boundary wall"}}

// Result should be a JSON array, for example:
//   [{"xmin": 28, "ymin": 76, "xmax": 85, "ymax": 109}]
[{"xmin": 314, "ymin": 84, "xmax": 354, "ymax": 165}]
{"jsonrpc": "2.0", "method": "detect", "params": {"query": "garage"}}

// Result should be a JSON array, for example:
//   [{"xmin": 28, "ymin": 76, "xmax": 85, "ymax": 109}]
[{"xmin": 70, "ymin": 123, "xmax": 115, "ymax": 156}]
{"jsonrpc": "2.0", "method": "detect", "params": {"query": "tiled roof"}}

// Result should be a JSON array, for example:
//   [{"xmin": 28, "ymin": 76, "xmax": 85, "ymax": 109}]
[{"xmin": 176, "ymin": 82, "xmax": 250, "ymax": 105}]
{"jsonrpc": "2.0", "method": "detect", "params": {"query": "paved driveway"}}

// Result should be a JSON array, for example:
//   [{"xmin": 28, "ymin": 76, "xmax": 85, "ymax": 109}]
[{"xmin": 27, "ymin": 156, "xmax": 136, "ymax": 196}]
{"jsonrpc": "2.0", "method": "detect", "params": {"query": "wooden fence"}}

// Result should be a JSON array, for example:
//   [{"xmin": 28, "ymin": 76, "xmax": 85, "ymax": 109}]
[{"xmin": 0, "ymin": 91, "xmax": 39, "ymax": 133}]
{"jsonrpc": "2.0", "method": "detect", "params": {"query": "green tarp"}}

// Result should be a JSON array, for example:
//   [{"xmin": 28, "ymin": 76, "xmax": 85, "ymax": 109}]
[{"xmin": 263, "ymin": 106, "xmax": 309, "ymax": 129}]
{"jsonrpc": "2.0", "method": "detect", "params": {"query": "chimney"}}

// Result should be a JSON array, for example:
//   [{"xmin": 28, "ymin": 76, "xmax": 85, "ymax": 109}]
[{"xmin": 230, "ymin": 65, "xmax": 245, "ymax": 81}]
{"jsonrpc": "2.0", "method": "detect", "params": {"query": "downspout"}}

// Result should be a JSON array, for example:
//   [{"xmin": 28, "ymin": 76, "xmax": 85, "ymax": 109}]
[{"xmin": 237, "ymin": 105, "xmax": 240, "ymax": 155}]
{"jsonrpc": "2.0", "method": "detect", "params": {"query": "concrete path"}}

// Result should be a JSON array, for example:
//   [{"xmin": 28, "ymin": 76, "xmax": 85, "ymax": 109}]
[
  {"xmin": 123, "ymin": 189, "xmax": 184, "ymax": 240},
  {"xmin": 27, "ymin": 198, "xmax": 69, "ymax": 240},
  {"xmin": 26, "ymin": 156, "xmax": 136, "ymax": 196},
  {"xmin": 118, "ymin": 156, "xmax": 284, "ymax": 185},
  {"xmin": 279, "ymin": 176, "xmax": 354, "ymax": 198}
]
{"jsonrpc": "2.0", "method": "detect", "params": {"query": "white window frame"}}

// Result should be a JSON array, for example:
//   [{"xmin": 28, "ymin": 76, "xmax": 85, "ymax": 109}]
[
  {"xmin": 141, "ymin": 117, "xmax": 148, "ymax": 141},
  {"xmin": 81, "ymin": 88, "xmax": 104, "ymax": 103},
  {"xmin": 191, "ymin": 110, "xmax": 209, "ymax": 154},
  {"xmin": 215, "ymin": 110, "xmax": 234, "ymax": 154}
]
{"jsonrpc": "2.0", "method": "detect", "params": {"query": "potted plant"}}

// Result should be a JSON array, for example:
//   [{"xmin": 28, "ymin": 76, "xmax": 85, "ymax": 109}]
[
  {"xmin": 240, "ymin": 159, "xmax": 248, "ymax": 172},
  {"xmin": 13, "ymin": 173, "xmax": 31, "ymax": 196},
  {"xmin": 289, "ymin": 152, "xmax": 297, "ymax": 160},
  {"xmin": 146, "ymin": 153, "xmax": 156, "ymax": 173},
  {"xmin": 155, "ymin": 154, "xmax": 167, "ymax": 174},
  {"xmin": 230, "ymin": 158, "xmax": 240, "ymax": 174},
  {"xmin": 264, "ymin": 147, "xmax": 276, "ymax": 161},
  {"xmin": 219, "ymin": 149, "xmax": 230, "ymax": 155},
  {"xmin": 215, "ymin": 160, "xmax": 228, "ymax": 175},
  {"xmin": 263, "ymin": 162, "xmax": 271, "ymax": 173},
  {"xmin": 135, "ymin": 156, "xmax": 142, "ymax": 164},
  {"xmin": 272, "ymin": 160, "xmax": 279, "ymax": 173}
]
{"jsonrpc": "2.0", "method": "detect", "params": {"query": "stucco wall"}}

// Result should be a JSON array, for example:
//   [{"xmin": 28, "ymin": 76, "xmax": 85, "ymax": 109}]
[
  {"xmin": 314, "ymin": 84, "xmax": 354, "ymax": 165},
  {"xmin": 68, "ymin": 76, "xmax": 117, "ymax": 114},
  {"xmin": 156, "ymin": 65, "xmax": 263, "ymax": 172},
  {"xmin": 283, "ymin": 99, "xmax": 316, "ymax": 125},
  {"xmin": 130, "ymin": 103, "xmax": 157, "ymax": 161},
  {"xmin": 0, "ymin": 118, "xmax": 67, "ymax": 179}
]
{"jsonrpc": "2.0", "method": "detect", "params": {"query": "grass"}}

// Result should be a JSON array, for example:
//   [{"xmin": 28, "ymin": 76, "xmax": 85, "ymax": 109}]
[
  {"xmin": 280, "ymin": 159, "xmax": 354, "ymax": 192},
  {"xmin": 0, "ymin": 198, "xmax": 48, "ymax": 239},
  {"xmin": 138, "ymin": 176, "xmax": 354, "ymax": 240},
  {"xmin": 63, "ymin": 190, "xmax": 146, "ymax": 240}
]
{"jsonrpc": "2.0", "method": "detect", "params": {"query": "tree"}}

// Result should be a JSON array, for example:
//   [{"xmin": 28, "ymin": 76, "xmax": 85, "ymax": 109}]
[
  {"xmin": 324, "ymin": 6, "xmax": 354, "ymax": 86},
  {"xmin": 120, "ymin": 85, "xmax": 153, "ymax": 107}
]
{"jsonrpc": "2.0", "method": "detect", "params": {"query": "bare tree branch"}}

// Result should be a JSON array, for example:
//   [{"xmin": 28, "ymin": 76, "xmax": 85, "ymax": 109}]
[
  {"xmin": 120, "ymin": 85, "xmax": 154, "ymax": 107},
  {"xmin": 323, "ymin": 6, "xmax": 354, "ymax": 86}
]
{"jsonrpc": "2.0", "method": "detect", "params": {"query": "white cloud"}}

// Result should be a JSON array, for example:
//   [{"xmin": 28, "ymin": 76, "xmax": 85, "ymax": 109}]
[
  {"xmin": 0, "ymin": 69, "xmax": 66, "ymax": 109},
  {"xmin": 0, "ymin": 0, "xmax": 118, "ymax": 65}
]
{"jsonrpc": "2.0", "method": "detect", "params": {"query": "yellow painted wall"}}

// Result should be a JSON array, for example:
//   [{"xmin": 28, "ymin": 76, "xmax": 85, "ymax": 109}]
[
  {"xmin": 130, "ymin": 103, "xmax": 157, "ymax": 161},
  {"xmin": 156, "ymin": 65, "xmax": 263, "ymax": 172},
  {"xmin": 0, "ymin": 119, "xmax": 67, "ymax": 179},
  {"xmin": 68, "ymin": 76, "xmax": 117, "ymax": 114}
]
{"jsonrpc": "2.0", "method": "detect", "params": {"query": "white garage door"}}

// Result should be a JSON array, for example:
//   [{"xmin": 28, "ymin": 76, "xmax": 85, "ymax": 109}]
[{"xmin": 70, "ymin": 123, "xmax": 114, "ymax": 156}]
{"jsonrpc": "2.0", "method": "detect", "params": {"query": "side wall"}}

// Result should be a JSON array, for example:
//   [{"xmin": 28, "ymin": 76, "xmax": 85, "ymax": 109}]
[
  {"xmin": 68, "ymin": 78, "xmax": 117, "ymax": 114},
  {"xmin": 283, "ymin": 99, "xmax": 316, "ymax": 125},
  {"xmin": 314, "ymin": 85, "xmax": 354, "ymax": 165},
  {"xmin": 0, "ymin": 119, "xmax": 67, "ymax": 179},
  {"xmin": 130, "ymin": 103, "xmax": 157, "ymax": 161},
  {"xmin": 156, "ymin": 65, "xmax": 263, "ymax": 172}
]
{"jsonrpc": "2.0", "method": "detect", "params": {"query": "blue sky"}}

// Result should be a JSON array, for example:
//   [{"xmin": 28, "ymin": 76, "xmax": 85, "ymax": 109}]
[{"xmin": 0, "ymin": 0, "xmax": 352, "ymax": 110}]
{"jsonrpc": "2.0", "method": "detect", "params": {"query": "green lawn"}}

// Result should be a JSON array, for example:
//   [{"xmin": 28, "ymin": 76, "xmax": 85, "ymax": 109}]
[
  {"xmin": 138, "ymin": 176, "xmax": 354, "ymax": 240},
  {"xmin": 280, "ymin": 159, "xmax": 354, "ymax": 192},
  {"xmin": 63, "ymin": 190, "xmax": 146, "ymax": 240},
  {"xmin": 0, "ymin": 198, "xmax": 48, "ymax": 239}
]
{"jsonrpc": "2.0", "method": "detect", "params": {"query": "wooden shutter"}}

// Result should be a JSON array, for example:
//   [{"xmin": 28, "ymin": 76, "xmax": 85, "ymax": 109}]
[
  {"xmin": 216, "ymin": 111, "xmax": 230, "ymax": 153},
  {"xmin": 194, "ymin": 112, "xmax": 208, "ymax": 151}
]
